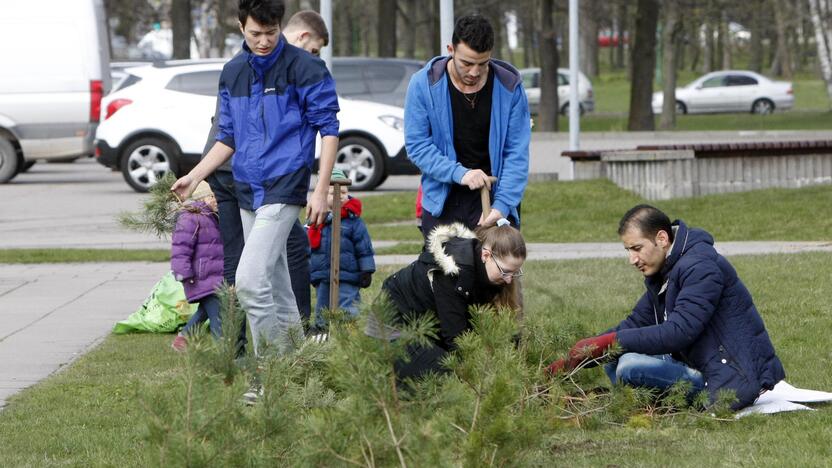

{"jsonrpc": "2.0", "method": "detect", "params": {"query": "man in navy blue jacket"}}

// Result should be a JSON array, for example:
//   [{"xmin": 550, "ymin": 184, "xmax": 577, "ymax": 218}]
[
  {"xmin": 172, "ymin": 0, "xmax": 339, "ymax": 362},
  {"xmin": 548, "ymin": 205, "xmax": 785, "ymax": 410},
  {"xmin": 404, "ymin": 14, "xmax": 530, "ymax": 235}
]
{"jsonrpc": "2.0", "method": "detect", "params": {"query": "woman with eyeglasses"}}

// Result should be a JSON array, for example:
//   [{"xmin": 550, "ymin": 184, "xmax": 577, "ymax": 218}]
[{"xmin": 366, "ymin": 219, "xmax": 526, "ymax": 381}]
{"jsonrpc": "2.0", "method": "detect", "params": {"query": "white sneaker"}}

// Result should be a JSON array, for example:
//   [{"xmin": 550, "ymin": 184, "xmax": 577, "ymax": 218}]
[
  {"xmin": 242, "ymin": 384, "xmax": 263, "ymax": 406},
  {"xmin": 309, "ymin": 332, "xmax": 328, "ymax": 343}
]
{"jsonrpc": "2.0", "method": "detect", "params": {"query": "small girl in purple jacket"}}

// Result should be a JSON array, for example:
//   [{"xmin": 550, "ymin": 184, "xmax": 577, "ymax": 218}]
[{"xmin": 170, "ymin": 182, "xmax": 224, "ymax": 351}]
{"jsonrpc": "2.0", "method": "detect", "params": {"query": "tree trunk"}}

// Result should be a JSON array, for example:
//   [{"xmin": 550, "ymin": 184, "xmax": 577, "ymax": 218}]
[
  {"xmin": 808, "ymin": 0, "xmax": 832, "ymax": 108},
  {"xmin": 615, "ymin": 1, "xmax": 627, "ymax": 69},
  {"xmin": 171, "ymin": 0, "xmax": 191, "ymax": 59},
  {"xmin": 401, "ymin": 0, "xmax": 416, "ymax": 58},
  {"xmin": 702, "ymin": 22, "xmax": 714, "ymax": 73},
  {"xmin": 520, "ymin": 9, "xmax": 535, "ymax": 68},
  {"xmin": 772, "ymin": 0, "xmax": 793, "ymax": 78},
  {"xmin": 538, "ymin": 0, "xmax": 559, "ymax": 132},
  {"xmin": 378, "ymin": 0, "xmax": 397, "ymax": 57},
  {"xmin": 580, "ymin": 0, "xmax": 599, "ymax": 77},
  {"xmin": 660, "ymin": 0, "xmax": 681, "ymax": 130},
  {"xmin": 720, "ymin": 10, "xmax": 732, "ymax": 69},
  {"xmin": 504, "ymin": 15, "xmax": 516, "ymax": 65},
  {"xmin": 627, "ymin": 0, "xmax": 659, "ymax": 131},
  {"xmin": 749, "ymin": 0, "xmax": 764, "ymax": 72}
]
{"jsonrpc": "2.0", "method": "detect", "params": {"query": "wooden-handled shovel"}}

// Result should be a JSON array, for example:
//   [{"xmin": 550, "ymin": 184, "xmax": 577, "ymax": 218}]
[
  {"xmin": 480, "ymin": 176, "xmax": 498, "ymax": 218},
  {"xmin": 329, "ymin": 173, "xmax": 352, "ymax": 314}
]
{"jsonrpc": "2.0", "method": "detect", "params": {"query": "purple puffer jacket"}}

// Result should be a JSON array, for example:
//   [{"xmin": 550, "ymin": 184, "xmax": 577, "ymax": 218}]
[{"xmin": 170, "ymin": 202, "xmax": 224, "ymax": 302}]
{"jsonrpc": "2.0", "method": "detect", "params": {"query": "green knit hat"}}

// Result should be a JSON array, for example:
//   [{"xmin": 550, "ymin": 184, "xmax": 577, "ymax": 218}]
[{"xmin": 331, "ymin": 168, "xmax": 348, "ymax": 181}]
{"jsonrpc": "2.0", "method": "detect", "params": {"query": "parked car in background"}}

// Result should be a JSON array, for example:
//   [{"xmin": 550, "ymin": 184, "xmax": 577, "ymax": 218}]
[
  {"xmin": 652, "ymin": 70, "xmax": 794, "ymax": 115},
  {"xmin": 94, "ymin": 61, "xmax": 414, "ymax": 192},
  {"xmin": 519, "ymin": 68, "xmax": 595, "ymax": 116},
  {"xmin": 331, "ymin": 57, "xmax": 423, "ymax": 107},
  {"xmin": 0, "ymin": 0, "xmax": 111, "ymax": 183}
]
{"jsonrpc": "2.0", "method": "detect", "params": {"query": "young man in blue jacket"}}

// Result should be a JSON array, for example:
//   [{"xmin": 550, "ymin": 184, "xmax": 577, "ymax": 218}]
[
  {"xmin": 200, "ymin": 10, "xmax": 331, "ymax": 356},
  {"xmin": 548, "ymin": 205, "xmax": 785, "ymax": 410},
  {"xmin": 404, "ymin": 14, "xmax": 530, "ymax": 236},
  {"xmin": 172, "ymin": 0, "xmax": 339, "ymax": 361}
]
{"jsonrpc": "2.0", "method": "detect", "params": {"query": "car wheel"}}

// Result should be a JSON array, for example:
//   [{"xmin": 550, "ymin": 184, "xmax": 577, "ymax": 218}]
[
  {"xmin": 120, "ymin": 137, "xmax": 179, "ymax": 192},
  {"xmin": 676, "ymin": 101, "xmax": 687, "ymax": 114},
  {"xmin": 335, "ymin": 136, "xmax": 385, "ymax": 191},
  {"xmin": 0, "ymin": 136, "xmax": 20, "ymax": 183},
  {"xmin": 560, "ymin": 102, "xmax": 584, "ymax": 116},
  {"xmin": 751, "ymin": 98, "xmax": 774, "ymax": 115}
]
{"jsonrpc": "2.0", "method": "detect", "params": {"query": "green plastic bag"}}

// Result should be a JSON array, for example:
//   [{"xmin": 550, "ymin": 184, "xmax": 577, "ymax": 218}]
[{"xmin": 113, "ymin": 271, "xmax": 197, "ymax": 334}]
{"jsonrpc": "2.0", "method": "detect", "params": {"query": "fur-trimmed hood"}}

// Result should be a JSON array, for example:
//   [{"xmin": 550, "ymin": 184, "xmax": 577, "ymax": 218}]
[{"xmin": 426, "ymin": 223, "xmax": 478, "ymax": 275}]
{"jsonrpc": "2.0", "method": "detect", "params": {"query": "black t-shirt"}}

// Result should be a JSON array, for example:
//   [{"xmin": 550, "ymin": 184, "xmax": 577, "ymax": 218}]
[{"xmin": 448, "ymin": 67, "xmax": 494, "ymax": 175}]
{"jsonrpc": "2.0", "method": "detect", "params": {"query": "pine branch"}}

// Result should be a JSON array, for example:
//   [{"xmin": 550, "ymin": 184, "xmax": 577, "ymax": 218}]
[
  {"xmin": 118, "ymin": 172, "xmax": 181, "ymax": 238},
  {"xmin": 378, "ymin": 399, "xmax": 408, "ymax": 468}
]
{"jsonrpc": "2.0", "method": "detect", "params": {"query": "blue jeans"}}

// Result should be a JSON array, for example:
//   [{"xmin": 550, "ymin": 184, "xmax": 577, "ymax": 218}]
[
  {"xmin": 181, "ymin": 294, "xmax": 222, "ymax": 338},
  {"xmin": 314, "ymin": 282, "xmax": 360, "ymax": 330},
  {"xmin": 605, "ymin": 352, "xmax": 705, "ymax": 397},
  {"xmin": 207, "ymin": 171, "xmax": 312, "ymax": 347}
]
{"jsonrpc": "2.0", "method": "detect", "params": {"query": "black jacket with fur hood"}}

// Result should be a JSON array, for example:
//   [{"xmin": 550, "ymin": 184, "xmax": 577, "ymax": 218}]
[{"xmin": 381, "ymin": 223, "xmax": 500, "ymax": 350}]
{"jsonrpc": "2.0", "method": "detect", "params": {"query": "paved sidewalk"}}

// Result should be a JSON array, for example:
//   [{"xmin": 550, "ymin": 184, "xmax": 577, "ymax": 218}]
[
  {"xmin": 0, "ymin": 262, "xmax": 168, "ymax": 408},
  {"xmin": 2, "ymin": 240, "xmax": 832, "ymax": 409}
]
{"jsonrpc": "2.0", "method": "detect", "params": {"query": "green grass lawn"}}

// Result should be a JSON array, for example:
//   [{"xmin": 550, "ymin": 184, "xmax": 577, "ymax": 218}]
[
  {"xmin": 1, "ymin": 180, "xmax": 829, "ymax": 265},
  {"xmin": 0, "ymin": 249, "xmax": 169, "ymax": 264},
  {"xmin": 0, "ymin": 253, "xmax": 829, "ymax": 465},
  {"xmin": 364, "ymin": 179, "xmax": 832, "ymax": 243}
]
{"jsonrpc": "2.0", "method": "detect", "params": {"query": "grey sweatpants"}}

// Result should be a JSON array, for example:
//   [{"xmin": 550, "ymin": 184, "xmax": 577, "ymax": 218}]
[{"xmin": 236, "ymin": 203, "xmax": 302, "ymax": 356}]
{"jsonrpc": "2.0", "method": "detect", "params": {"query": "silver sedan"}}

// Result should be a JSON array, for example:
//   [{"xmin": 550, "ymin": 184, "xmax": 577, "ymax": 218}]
[{"xmin": 653, "ymin": 71, "xmax": 793, "ymax": 115}]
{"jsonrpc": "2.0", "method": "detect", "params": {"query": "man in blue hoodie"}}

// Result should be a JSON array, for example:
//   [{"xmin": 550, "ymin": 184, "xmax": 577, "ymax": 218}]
[
  {"xmin": 548, "ymin": 205, "xmax": 785, "ymax": 410},
  {"xmin": 404, "ymin": 14, "xmax": 530, "ymax": 236},
  {"xmin": 171, "ymin": 0, "xmax": 339, "ymax": 361}
]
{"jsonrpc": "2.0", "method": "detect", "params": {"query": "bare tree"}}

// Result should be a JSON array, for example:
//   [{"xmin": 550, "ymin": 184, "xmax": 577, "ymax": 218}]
[
  {"xmin": 719, "ymin": 10, "xmax": 732, "ymax": 69},
  {"xmin": 808, "ymin": 0, "xmax": 832, "ymax": 108},
  {"xmin": 749, "ymin": 0, "xmax": 765, "ymax": 72},
  {"xmin": 579, "ymin": 0, "xmax": 600, "ymax": 77},
  {"xmin": 400, "ymin": 0, "xmax": 416, "ymax": 58},
  {"xmin": 627, "ymin": 0, "xmax": 659, "ymax": 131},
  {"xmin": 538, "ymin": 0, "xmax": 559, "ymax": 132},
  {"xmin": 615, "ymin": 1, "xmax": 628, "ymax": 69},
  {"xmin": 171, "ymin": 0, "xmax": 192, "ymax": 59},
  {"xmin": 771, "ymin": 0, "xmax": 793, "ymax": 77},
  {"xmin": 660, "ymin": 0, "xmax": 683, "ymax": 129},
  {"xmin": 378, "ymin": 0, "xmax": 397, "ymax": 57}
]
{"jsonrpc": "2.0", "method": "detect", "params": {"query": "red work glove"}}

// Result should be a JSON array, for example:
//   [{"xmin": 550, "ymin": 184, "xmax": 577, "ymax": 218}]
[
  {"xmin": 567, "ymin": 332, "xmax": 617, "ymax": 369},
  {"xmin": 546, "ymin": 358, "xmax": 568, "ymax": 376}
]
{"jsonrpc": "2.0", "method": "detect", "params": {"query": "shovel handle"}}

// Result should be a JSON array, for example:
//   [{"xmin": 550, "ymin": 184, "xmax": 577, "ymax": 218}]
[{"xmin": 480, "ymin": 176, "xmax": 498, "ymax": 214}]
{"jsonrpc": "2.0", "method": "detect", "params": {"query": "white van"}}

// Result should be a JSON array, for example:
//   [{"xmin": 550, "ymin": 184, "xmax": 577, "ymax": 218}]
[{"xmin": 0, "ymin": 0, "xmax": 111, "ymax": 182}]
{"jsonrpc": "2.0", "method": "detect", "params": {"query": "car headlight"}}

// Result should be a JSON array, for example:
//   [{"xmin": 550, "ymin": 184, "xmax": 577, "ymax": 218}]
[{"xmin": 378, "ymin": 115, "xmax": 404, "ymax": 131}]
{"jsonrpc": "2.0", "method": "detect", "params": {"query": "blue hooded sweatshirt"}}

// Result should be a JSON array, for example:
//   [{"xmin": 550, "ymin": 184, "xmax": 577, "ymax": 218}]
[{"xmin": 403, "ymin": 56, "xmax": 530, "ymax": 222}]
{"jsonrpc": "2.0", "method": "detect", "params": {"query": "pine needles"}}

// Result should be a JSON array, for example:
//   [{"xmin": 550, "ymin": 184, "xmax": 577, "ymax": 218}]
[
  {"xmin": 118, "ymin": 172, "xmax": 181, "ymax": 238},
  {"xmin": 136, "ymin": 296, "xmax": 741, "ymax": 466}
]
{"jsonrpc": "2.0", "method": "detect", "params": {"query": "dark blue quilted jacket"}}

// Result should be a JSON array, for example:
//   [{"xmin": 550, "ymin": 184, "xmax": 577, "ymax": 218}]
[
  {"xmin": 309, "ymin": 204, "xmax": 375, "ymax": 286},
  {"xmin": 615, "ymin": 220, "xmax": 785, "ymax": 409}
]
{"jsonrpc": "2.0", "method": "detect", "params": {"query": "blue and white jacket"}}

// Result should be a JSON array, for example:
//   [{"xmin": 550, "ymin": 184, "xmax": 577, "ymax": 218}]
[
  {"xmin": 216, "ymin": 36, "xmax": 339, "ymax": 210},
  {"xmin": 403, "ymin": 56, "xmax": 530, "ymax": 222}
]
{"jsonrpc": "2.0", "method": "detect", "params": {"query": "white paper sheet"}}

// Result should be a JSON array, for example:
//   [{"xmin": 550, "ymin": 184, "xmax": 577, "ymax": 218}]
[{"xmin": 734, "ymin": 380, "xmax": 832, "ymax": 419}]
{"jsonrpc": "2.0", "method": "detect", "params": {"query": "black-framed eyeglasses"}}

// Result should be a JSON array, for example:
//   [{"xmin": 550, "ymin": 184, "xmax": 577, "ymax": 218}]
[{"xmin": 485, "ymin": 250, "xmax": 524, "ymax": 279}]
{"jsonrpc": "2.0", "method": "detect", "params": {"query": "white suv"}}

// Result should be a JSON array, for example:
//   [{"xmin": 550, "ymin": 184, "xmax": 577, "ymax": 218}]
[{"xmin": 94, "ymin": 61, "xmax": 415, "ymax": 192}]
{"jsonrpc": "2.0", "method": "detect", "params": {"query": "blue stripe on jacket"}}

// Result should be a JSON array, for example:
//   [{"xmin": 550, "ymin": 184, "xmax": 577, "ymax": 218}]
[{"xmin": 216, "ymin": 36, "xmax": 340, "ymax": 210}]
